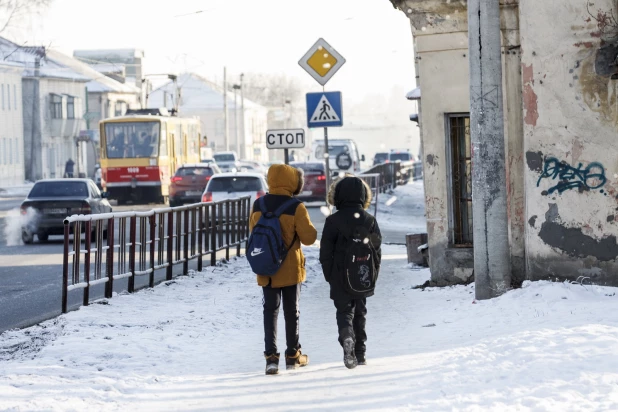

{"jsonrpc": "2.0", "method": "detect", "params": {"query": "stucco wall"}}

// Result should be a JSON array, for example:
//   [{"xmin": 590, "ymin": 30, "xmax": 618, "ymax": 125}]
[
  {"xmin": 396, "ymin": 0, "xmax": 525, "ymax": 285},
  {"xmin": 23, "ymin": 78, "xmax": 88, "ymax": 180},
  {"xmin": 520, "ymin": 0, "xmax": 618, "ymax": 283},
  {"xmin": 0, "ymin": 66, "xmax": 25, "ymax": 187}
]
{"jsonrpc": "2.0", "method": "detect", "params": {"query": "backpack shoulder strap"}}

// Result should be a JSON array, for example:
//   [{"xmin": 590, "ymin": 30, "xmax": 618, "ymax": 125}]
[
  {"xmin": 273, "ymin": 198, "xmax": 299, "ymax": 218},
  {"xmin": 258, "ymin": 196, "xmax": 267, "ymax": 214}
]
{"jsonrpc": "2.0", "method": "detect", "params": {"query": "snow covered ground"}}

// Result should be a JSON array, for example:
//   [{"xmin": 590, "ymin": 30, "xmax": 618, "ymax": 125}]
[
  {"xmin": 0, "ymin": 183, "xmax": 33, "ymax": 198},
  {"xmin": 2, "ymin": 243, "xmax": 618, "ymax": 410},
  {"xmin": 2, "ymin": 181, "xmax": 618, "ymax": 411},
  {"xmin": 374, "ymin": 180, "xmax": 426, "ymax": 237}
]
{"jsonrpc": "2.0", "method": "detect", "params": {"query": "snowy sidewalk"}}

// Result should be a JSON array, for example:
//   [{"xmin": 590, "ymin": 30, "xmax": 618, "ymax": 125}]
[
  {"xmin": 3, "ymin": 244, "xmax": 618, "ymax": 410},
  {"xmin": 3, "ymin": 181, "xmax": 618, "ymax": 410}
]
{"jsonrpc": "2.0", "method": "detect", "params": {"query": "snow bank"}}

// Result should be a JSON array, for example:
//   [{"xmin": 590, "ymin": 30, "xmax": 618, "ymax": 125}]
[
  {"xmin": 0, "ymin": 183, "xmax": 33, "ymax": 198},
  {"xmin": 2, "ymin": 243, "xmax": 618, "ymax": 410},
  {"xmin": 376, "ymin": 180, "xmax": 426, "ymax": 235}
]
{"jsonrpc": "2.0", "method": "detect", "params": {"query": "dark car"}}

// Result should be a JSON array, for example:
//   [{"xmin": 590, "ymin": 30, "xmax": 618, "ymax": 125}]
[
  {"xmin": 169, "ymin": 163, "xmax": 221, "ymax": 206},
  {"xmin": 290, "ymin": 161, "xmax": 327, "ymax": 202},
  {"xmin": 20, "ymin": 179, "xmax": 112, "ymax": 244},
  {"xmin": 373, "ymin": 152, "xmax": 389, "ymax": 166},
  {"xmin": 389, "ymin": 151, "xmax": 415, "ymax": 162}
]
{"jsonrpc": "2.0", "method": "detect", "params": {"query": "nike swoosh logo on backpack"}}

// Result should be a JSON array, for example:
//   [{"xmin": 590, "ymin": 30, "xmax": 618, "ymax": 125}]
[{"xmin": 251, "ymin": 249, "xmax": 265, "ymax": 257}]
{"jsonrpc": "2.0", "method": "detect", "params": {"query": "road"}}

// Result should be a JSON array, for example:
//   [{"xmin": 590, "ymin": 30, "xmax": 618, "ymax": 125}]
[{"xmin": 0, "ymin": 197, "xmax": 410, "ymax": 333}]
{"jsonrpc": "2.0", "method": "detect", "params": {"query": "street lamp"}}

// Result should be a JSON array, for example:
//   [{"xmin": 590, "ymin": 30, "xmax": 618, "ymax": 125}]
[{"xmin": 233, "ymin": 84, "xmax": 241, "ymax": 157}]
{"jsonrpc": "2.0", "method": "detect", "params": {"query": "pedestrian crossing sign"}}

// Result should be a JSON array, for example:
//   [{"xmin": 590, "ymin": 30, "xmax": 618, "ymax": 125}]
[{"xmin": 306, "ymin": 91, "xmax": 343, "ymax": 128}]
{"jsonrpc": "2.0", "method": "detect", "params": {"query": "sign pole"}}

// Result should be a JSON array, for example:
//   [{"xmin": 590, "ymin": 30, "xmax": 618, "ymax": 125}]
[
  {"xmin": 324, "ymin": 126, "xmax": 330, "ymax": 204},
  {"xmin": 284, "ymin": 148, "xmax": 289, "ymax": 165}
]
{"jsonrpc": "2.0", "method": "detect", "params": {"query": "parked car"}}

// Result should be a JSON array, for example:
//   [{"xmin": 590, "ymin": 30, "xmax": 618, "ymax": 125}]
[
  {"xmin": 169, "ymin": 163, "xmax": 221, "ymax": 207},
  {"xmin": 290, "ymin": 161, "xmax": 327, "ymax": 202},
  {"xmin": 311, "ymin": 139, "xmax": 365, "ymax": 177},
  {"xmin": 213, "ymin": 151, "xmax": 241, "ymax": 173},
  {"xmin": 389, "ymin": 150, "xmax": 415, "ymax": 163},
  {"xmin": 373, "ymin": 152, "xmax": 389, "ymax": 166},
  {"xmin": 201, "ymin": 172, "xmax": 268, "ymax": 209},
  {"xmin": 239, "ymin": 160, "xmax": 268, "ymax": 175},
  {"xmin": 20, "ymin": 179, "xmax": 112, "ymax": 244}
]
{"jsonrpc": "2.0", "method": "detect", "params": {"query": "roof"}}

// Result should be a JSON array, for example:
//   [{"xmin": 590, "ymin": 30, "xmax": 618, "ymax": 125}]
[
  {"xmin": 0, "ymin": 37, "xmax": 89, "ymax": 81},
  {"xmin": 46, "ymin": 49, "xmax": 140, "ymax": 94},
  {"xmin": 179, "ymin": 163, "xmax": 217, "ymax": 168},
  {"xmin": 210, "ymin": 172, "xmax": 265, "ymax": 179},
  {"xmin": 0, "ymin": 36, "xmax": 140, "ymax": 93},
  {"xmin": 147, "ymin": 73, "xmax": 266, "ymax": 111},
  {"xmin": 34, "ymin": 178, "xmax": 94, "ymax": 183},
  {"xmin": 406, "ymin": 87, "xmax": 421, "ymax": 100},
  {"xmin": 73, "ymin": 49, "xmax": 145, "ymax": 61}
]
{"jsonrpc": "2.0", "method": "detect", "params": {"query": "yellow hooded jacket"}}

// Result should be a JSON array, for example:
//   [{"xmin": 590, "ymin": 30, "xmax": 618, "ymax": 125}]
[{"xmin": 249, "ymin": 164, "xmax": 318, "ymax": 287}]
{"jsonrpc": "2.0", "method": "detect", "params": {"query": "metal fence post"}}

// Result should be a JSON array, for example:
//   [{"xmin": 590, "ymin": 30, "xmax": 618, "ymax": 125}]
[
  {"xmin": 197, "ymin": 206, "xmax": 203, "ymax": 272},
  {"xmin": 62, "ymin": 222, "xmax": 70, "ymax": 314},
  {"xmin": 149, "ymin": 214, "xmax": 156, "ymax": 288},
  {"xmin": 166, "ymin": 210, "xmax": 174, "ymax": 280},
  {"xmin": 211, "ymin": 203, "xmax": 217, "ymax": 267},
  {"xmin": 128, "ymin": 215, "xmax": 136, "ymax": 293},
  {"xmin": 183, "ymin": 208, "xmax": 189, "ymax": 275},
  {"xmin": 225, "ymin": 201, "xmax": 231, "ymax": 261},
  {"xmin": 83, "ymin": 220, "xmax": 92, "ymax": 306},
  {"xmin": 105, "ymin": 217, "xmax": 115, "ymax": 299}
]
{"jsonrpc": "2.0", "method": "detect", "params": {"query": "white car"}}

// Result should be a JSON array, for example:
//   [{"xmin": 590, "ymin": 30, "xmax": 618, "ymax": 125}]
[
  {"xmin": 213, "ymin": 151, "xmax": 241, "ymax": 173},
  {"xmin": 201, "ymin": 172, "xmax": 267, "ymax": 208}
]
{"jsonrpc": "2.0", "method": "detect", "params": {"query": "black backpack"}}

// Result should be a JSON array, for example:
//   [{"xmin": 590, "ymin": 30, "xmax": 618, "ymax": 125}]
[{"xmin": 336, "ymin": 217, "xmax": 378, "ymax": 297}]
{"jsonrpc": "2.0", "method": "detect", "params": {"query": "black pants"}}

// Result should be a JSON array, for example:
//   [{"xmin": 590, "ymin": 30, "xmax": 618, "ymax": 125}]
[
  {"xmin": 334, "ymin": 298, "xmax": 367, "ymax": 356},
  {"xmin": 263, "ymin": 283, "xmax": 301, "ymax": 357}
]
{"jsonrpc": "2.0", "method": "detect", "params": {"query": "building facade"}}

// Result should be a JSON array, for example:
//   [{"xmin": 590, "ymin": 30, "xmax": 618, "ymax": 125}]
[
  {"xmin": 390, "ymin": 0, "xmax": 618, "ymax": 285},
  {"xmin": 0, "ymin": 62, "xmax": 25, "ymax": 187},
  {"xmin": 148, "ymin": 73, "xmax": 269, "ymax": 162}
]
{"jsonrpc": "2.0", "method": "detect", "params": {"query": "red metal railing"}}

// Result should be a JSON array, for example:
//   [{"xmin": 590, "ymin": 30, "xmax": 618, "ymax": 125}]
[{"xmin": 61, "ymin": 197, "xmax": 251, "ymax": 313}]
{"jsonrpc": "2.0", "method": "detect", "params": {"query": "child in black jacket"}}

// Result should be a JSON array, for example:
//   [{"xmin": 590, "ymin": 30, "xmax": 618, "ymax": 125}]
[{"xmin": 319, "ymin": 175, "xmax": 382, "ymax": 369}]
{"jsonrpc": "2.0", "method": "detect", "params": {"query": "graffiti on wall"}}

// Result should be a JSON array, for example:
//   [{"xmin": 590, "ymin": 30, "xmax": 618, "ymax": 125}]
[{"xmin": 537, "ymin": 157, "xmax": 607, "ymax": 194}]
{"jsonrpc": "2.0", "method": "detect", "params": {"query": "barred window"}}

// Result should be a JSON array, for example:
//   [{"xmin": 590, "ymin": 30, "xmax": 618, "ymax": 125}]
[{"xmin": 447, "ymin": 114, "xmax": 473, "ymax": 246}]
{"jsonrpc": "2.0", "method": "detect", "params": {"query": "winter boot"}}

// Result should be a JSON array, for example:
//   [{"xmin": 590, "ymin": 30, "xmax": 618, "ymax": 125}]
[
  {"xmin": 265, "ymin": 353, "xmax": 280, "ymax": 375},
  {"xmin": 343, "ymin": 337, "xmax": 357, "ymax": 369},
  {"xmin": 356, "ymin": 352, "xmax": 367, "ymax": 365},
  {"xmin": 285, "ymin": 349, "xmax": 309, "ymax": 370}
]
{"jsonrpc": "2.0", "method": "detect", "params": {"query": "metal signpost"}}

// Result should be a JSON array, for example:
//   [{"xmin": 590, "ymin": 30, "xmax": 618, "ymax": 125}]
[
  {"xmin": 266, "ymin": 128, "xmax": 305, "ymax": 164},
  {"xmin": 298, "ymin": 38, "xmax": 346, "ymax": 203}
]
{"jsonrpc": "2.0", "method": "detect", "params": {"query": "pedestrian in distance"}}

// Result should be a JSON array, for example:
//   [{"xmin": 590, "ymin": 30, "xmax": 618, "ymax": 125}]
[
  {"xmin": 248, "ymin": 164, "xmax": 318, "ymax": 375},
  {"xmin": 319, "ymin": 174, "xmax": 382, "ymax": 369},
  {"xmin": 64, "ymin": 158, "xmax": 75, "ymax": 178}
]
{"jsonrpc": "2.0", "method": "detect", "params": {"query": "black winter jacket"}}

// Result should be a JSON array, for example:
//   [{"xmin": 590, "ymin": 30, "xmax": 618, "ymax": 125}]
[{"xmin": 319, "ymin": 177, "xmax": 382, "ymax": 300}]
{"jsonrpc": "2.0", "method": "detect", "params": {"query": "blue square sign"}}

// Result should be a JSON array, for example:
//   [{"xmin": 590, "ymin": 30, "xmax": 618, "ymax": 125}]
[{"xmin": 306, "ymin": 91, "xmax": 343, "ymax": 128}]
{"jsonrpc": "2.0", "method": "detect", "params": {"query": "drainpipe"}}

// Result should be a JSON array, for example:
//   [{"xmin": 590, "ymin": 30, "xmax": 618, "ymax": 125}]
[{"xmin": 468, "ymin": 0, "xmax": 512, "ymax": 299}]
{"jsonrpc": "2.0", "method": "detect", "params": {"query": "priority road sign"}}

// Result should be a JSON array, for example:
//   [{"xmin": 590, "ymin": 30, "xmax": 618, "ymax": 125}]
[
  {"xmin": 306, "ymin": 91, "xmax": 343, "ymax": 128},
  {"xmin": 298, "ymin": 38, "xmax": 346, "ymax": 86},
  {"xmin": 266, "ymin": 129, "xmax": 305, "ymax": 149}
]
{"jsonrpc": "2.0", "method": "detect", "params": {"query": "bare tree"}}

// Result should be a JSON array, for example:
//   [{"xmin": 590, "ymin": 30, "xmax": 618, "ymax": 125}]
[
  {"xmin": 240, "ymin": 72, "xmax": 304, "ymax": 108},
  {"xmin": 0, "ymin": 0, "xmax": 51, "ymax": 34}
]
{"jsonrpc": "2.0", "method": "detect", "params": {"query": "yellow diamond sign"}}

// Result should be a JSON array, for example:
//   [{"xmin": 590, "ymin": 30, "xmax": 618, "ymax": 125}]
[{"xmin": 299, "ymin": 38, "xmax": 346, "ymax": 86}]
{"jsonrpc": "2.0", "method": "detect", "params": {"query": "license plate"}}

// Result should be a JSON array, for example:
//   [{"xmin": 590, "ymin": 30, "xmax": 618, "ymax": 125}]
[
  {"xmin": 301, "ymin": 191, "xmax": 312, "ymax": 196},
  {"xmin": 186, "ymin": 191, "xmax": 201, "ymax": 196},
  {"xmin": 44, "ymin": 208, "xmax": 67, "ymax": 215}
]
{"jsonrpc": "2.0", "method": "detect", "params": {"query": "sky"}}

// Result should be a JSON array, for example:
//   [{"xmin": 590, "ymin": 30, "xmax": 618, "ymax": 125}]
[
  {"xmin": 24, "ymin": 0, "xmax": 416, "ymax": 104},
  {"xmin": 3, "ymin": 181, "xmax": 618, "ymax": 410},
  {"xmin": 7, "ymin": 0, "xmax": 421, "ymax": 158}
]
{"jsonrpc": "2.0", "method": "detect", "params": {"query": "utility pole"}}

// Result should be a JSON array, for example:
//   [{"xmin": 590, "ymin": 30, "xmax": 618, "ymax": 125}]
[
  {"xmin": 240, "ymin": 73, "xmax": 246, "ymax": 159},
  {"xmin": 223, "ymin": 67, "xmax": 229, "ymax": 151},
  {"xmin": 468, "ymin": 0, "xmax": 511, "ymax": 299},
  {"xmin": 233, "ymin": 84, "xmax": 240, "ymax": 156}
]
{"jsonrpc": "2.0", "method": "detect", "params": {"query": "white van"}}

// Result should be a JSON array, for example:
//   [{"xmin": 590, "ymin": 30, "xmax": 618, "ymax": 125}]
[{"xmin": 311, "ymin": 139, "xmax": 365, "ymax": 176}]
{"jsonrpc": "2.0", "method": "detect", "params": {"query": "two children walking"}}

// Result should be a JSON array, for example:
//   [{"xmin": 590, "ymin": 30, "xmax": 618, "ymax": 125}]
[{"xmin": 248, "ymin": 164, "xmax": 382, "ymax": 375}]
